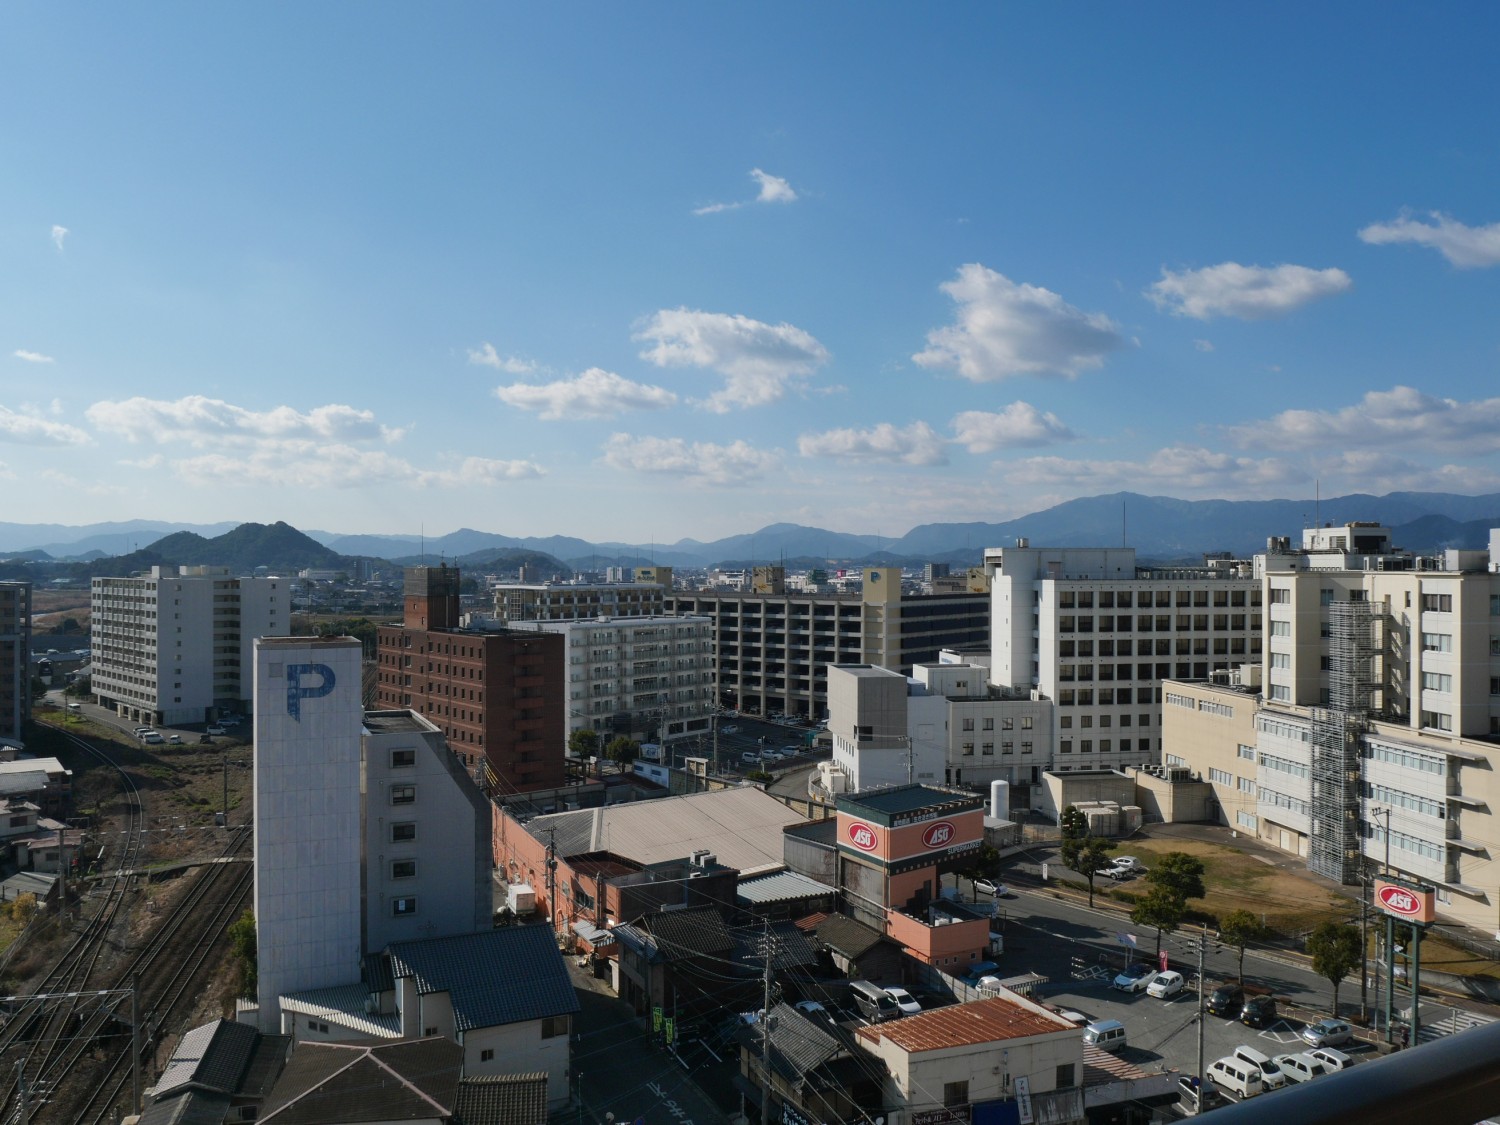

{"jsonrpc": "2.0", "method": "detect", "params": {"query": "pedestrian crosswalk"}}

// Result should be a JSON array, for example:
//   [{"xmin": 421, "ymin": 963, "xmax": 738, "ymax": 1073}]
[{"xmin": 1415, "ymin": 1008, "xmax": 1496, "ymax": 1044}]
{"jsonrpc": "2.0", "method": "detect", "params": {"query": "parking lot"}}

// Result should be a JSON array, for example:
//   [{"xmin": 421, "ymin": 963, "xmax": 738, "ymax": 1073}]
[{"xmin": 667, "ymin": 713, "xmax": 828, "ymax": 776}]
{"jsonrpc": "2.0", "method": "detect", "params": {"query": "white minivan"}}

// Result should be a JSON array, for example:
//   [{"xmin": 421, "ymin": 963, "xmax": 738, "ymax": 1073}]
[
  {"xmin": 1207, "ymin": 1056, "xmax": 1264, "ymax": 1099},
  {"xmin": 1232, "ymin": 1045, "xmax": 1288, "ymax": 1090}
]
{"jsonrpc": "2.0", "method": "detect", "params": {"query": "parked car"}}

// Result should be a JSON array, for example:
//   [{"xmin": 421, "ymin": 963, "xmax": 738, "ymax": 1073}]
[
  {"xmin": 793, "ymin": 1000, "xmax": 833, "ymax": 1023},
  {"xmin": 1106, "ymin": 855, "xmax": 1146, "ymax": 879},
  {"xmin": 972, "ymin": 878, "xmax": 1006, "ymax": 897},
  {"xmin": 1307, "ymin": 1047, "xmax": 1354, "ymax": 1072},
  {"xmin": 1207, "ymin": 984, "xmax": 1245, "ymax": 1017},
  {"xmin": 133, "ymin": 726, "xmax": 153, "ymax": 737},
  {"xmin": 1177, "ymin": 1075, "xmax": 1228, "ymax": 1115},
  {"xmin": 883, "ymin": 987, "xmax": 922, "ymax": 1016},
  {"xmin": 1206, "ymin": 1056, "xmax": 1264, "ymax": 1100},
  {"xmin": 217, "ymin": 715, "xmax": 241, "ymax": 726},
  {"xmin": 1147, "ymin": 970, "xmax": 1186, "ymax": 999},
  {"xmin": 1084, "ymin": 1019, "xmax": 1127, "ymax": 1052},
  {"xmin": 1232, "ymin": 1045, "xmax": 1287, "ymax": 1090},
  {"xmin": 963, "ymin": 961, "xmax": 1001, "ymax": 985},
  {"xmin": 206, "ymin": 725, "xmax": 227, "ymax": 736},
  {"xmin": 167, "ymin": 734, "xmax": 182, "ymax": 744},
  {"xmin": 1301, "ymin": 1018, "xmax": 1354, "ymax": 1048},
  {"xmin": 740, "ymin": 751, "xmax": 760, "ymax": 765},
  {"xmin": 141, "ymin": 730, "xmax": 164, "ymax": 745},
  {"xmin": 720, "ymin": 724, "xmax": 740, "ymax": 735},
  {"xmin": 1113, "ymin": 963, "xmax": 1157, "ymax": 993},
  {"xmin": 1241, "ymin": 995, "xmax": 1278, "ymax": 1028},
  {"xmin": 778, "ymin": 745, "xmax": 801, "ymax": 758},
  {"xmin": 1273, "ymin": 1052, "xmax": 1329, "ymax": 1084}
]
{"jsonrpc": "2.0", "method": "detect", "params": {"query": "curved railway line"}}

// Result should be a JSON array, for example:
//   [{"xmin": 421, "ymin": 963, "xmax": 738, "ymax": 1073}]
[{"xmin": 0, "ymin": 725, "xmax": 254, "ymax": 1124}]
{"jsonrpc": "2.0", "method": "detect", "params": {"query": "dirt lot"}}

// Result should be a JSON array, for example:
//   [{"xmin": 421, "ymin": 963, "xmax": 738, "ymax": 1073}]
[{"xmin": 29, "ymin": 589, "xmax": 92, "ymax": 636}]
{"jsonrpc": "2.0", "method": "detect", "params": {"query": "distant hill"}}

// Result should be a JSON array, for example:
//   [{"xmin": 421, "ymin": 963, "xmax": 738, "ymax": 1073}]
[{"xmin": 392, "ymin": 547, "xmax": 572, "ymax": 575}]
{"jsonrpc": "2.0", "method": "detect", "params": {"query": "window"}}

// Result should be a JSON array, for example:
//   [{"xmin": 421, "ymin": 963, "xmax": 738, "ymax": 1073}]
[
  {"xmin": 943, "ymin": 1081, "xmax": 969, "ymax": 1109},
  {"xmin": 1422, "ymin": 593, "xmax": 1453, "ymax": 612},
  {"xmin": 981, "ymin": 742, "xmax": 993, "ymax": 756},
  {"xmin": 1236, "ymin": 811, "xmax": 1258, "ymax": 831},
  {"xmin": 1238, "ymin": 776, "xmax": 1256, "ymax": 793},
  {"xmin": 1320, "ymin": 589, "xmax": 1335, "ymax": 607},
  {"xmin": 391, "ymin": 748, "xmax": 416, "ymax": 768},
  {"xmin": 1270, "ymin": 620, "xmax": 1291, "ymax": 637},
  {"xmin": 390, "ymin": 785, "xmax": 416, "ymax": 805},
  {"xmin": 1056, "ymin": 1063, "xmax": 1076, "ymax": 1089},
  {"xmin": 391, "ymin": 822, "xmax": 417, "ymax": 842},
  {"xmin": 1080, "ymin": 740, "xmax": 1092, "ymax": 753},
  {"xmin": 1421, "ymin": 711, "xmax": 1452, "ymax": 732},
  {"xmin": 1237, "ymin": 744, "xmax": 1256, "ymax": 760},
  {"xmin": 391, "ymin": 859, "xmax": 417, "ymax": 879},
  {"xmin": 1269, "ymin": 685, "xmax": 1290, "ymax": 702},
  {"xmin": 1210, "ymin": 767, "xmax": 1232, "ymax": 785},
  {"xmin": 1269, "ymin": 587, "xmax": 1291, "ymax": 604},
  {"xmin": 1270, "ymin": 652, "xmax": 1291, "ymax": 670},
  {"xmin": 1421, "ymin": 632, "xmax": 1452, "ymax": 653},
  {"xmin": 961, "ymin": 742, "xmax": 974, "ymax": 757},
  {"xmin": 1060, "ymin": 740, "xmax": 1072, "ymax": 753},
  {"xmin": 542, "ymin": 1016, "xmax": 568, "ymax": 1039},
  {"xmin": 1422, "ymin": 672, "xmax": 1452, "ymax": 693},
  {"xmin": 480, "ymin": 1048, "xmax": 495, "ymax": 1061},
  {"xmin": 425, "ymin": 1025, "xmax": 438, "ymax": 1036},
  {"xmin": 982, "ymin": 717, "xmax": 994, "ymax": 731},
  {"xmin": 1021, "ymin": 716, "xmax": 1033, "ymax": 730},
  {"xmin": 962, "ymin": 717, "xmax": 974, "ymax": 731},
  {"xmin": 1021, "ymin": 741, "xmax": 1033, "ymax": 754},
  {"xmin": 392, "ymin": 897, "xmax": 418, "ymax": 916},
  {"xmin": 1060, "ymin": 716, "xmax": 1072, "ymax": 729},
  {"xmin": 1002, "ymin": 717, "xmax": 1014, "ymax": 730}
]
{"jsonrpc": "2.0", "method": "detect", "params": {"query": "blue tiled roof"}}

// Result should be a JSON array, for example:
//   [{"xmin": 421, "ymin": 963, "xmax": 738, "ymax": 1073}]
[{"xmin": 387, "ymin": 925, "xmax": 579, "ymax": 1033}]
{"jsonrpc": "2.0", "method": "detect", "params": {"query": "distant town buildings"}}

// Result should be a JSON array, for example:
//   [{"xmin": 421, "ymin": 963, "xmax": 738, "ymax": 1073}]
[
  {"xmin": 0, "ymin": 581, "xmax": 30, "ymax": 741},
  {"xmin": 90, "ymin": 566, "xmax": 288, "ymax": 726},
  {"xmin": 375, "ymin": 566, "xmax": 566, "ymax": 793}
]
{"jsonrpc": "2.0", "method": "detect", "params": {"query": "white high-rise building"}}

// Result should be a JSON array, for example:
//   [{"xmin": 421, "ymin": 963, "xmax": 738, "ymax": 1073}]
[
  {"xmin": 531, "ymin": 614, "xmax": 716, "ymax": 748},
  {"xmin": 1163, "ymin": 524, "xmax": 1500, "ymax": 931},
  {"xmin": 92, "ymin": 566, "xmax": 288, "ymax": 726},
  {"xmin": 984, "ymin": 542, "xmax": 1261, "ymax": 779},
  {"xmin": 253, "ymin": 636, "xmax": 365, "ymax": 1032}
]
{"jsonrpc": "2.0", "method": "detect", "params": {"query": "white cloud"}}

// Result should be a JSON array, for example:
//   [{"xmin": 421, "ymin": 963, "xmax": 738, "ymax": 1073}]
[
  {"xmin": 165, "ymin": 443, "xmax": 543, "ymax": 490},
  {"xmin": 494, "ymin": 368, "xmax": 677, "ymax": 420},
  {"xmin": 0, "ymin": 407, "xmax": 90, "ymax": 446},
  {"xmin": 12, "ymin": 349, "xmax": 55, "ymax": 364},
  {"xmin": 1313, "ymin": 450, "xmax": 1500, "ymax": 495},
  {"xmin": 1006, "ymin": 445, "xmax": 1301, "ymax": 493},
  {"xmin": 467, "ymin": 343, "xmax": 537, "ymax": 374},
  {"xmin": 913, "ymin": 263, "xmax": 1127, "ymax": 382},
  {"xmin": 751, "ymin": 168, "xmax": 797, "ymax": 205},
  {"xmin": 1358, "ymin": 211, "xmax": 1500, "ymax": 269},
  {"xmin": 798, "ymin": 422, "xmax": 948, "ymax": 466},
  {"xmin": 50, "ymin": 225, "xmax": 68, "ymax": 252},
  {"xmin": 1194, "ymin": 339, "xmax": 1214, "ymax": 353},
  {"xmin": 635, "ymin": 308, "xmax": 829, "ymax": 412},
  {"xmin": 601, "ymin": 432, "xmax": 779, "ymax": 484},
  {"xmin": 693, "ymin": 168, "xmax": 799, "ymax": 215},
  {"xmin": 1230, "ymin": 385, "xmax": 1500, "ymax": 454},
  {"xmin": 1147, "ymin": 262, "xmax": 1352, "ymax": 320},
  {"xmin": 86, "ymin": 395, "xmax": 400, "ymax": 446},
  {"xmin": 951, "ymin": 402, "xmax": 1076, "ymax": 452}
]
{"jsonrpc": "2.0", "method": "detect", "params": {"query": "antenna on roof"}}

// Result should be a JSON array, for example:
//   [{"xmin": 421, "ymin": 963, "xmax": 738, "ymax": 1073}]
[{"xmin": 1315, "ymin": 480, "xmax": 1320, "ymax": 527}]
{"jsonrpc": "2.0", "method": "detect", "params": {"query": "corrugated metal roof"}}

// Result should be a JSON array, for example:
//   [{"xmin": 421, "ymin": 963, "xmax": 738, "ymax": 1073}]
[
  {"xmin": 279, "ymin": 986, "xmax": 401, "ymax": 1039},
  {"xmin": 523, "ymin": 786, "xmax": 806, "ymax": 875},
  {"xmin": 762, "ymin": 1002, "xmax": 842, "ymax": 1081},
  {"xmin": 736, "ymin": 869, "xmax": 835, "ymax": 905},
  {"xmin": 387, "ymin": 925, "xmax": 579, "ymax": 1033},
  {"xmin": 857, "ymin": 995, "xmax": 1075, "ymax": 1052}
]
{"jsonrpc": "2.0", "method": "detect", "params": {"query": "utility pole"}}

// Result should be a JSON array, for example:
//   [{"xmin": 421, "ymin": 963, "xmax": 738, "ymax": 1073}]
[
  {"xmin": 1195, "ymin": 926, "xmax": 1207, "ymax": 1085},
  {"xmin": 132, "ymin": 975, "xmax": 141, "ymax": 1115},
  {"xmin": 222, "ymin": 752, "xmax": 229, "ymax": 824},
  {"xmin": 16, "ymin": 1058, "xmax": 28, "ymax": 1125},
  {"xmin": 1359, "ymin": 868, "xmax": 1370, "ymax": 1023},
  {"xmin": 761, "ymin": 922, "xmax": 775, "ymax": 1125},
  {"xmin": 545, "ymin": 828, "xmax": 558, "ymax": 939}
]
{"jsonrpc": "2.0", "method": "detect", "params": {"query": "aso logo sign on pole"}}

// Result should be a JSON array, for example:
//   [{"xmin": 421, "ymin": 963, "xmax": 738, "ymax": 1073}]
[
  {"xmin": 1375, "ymin": 878, "xmax": 1435, "ymax": 923},
  {"xmin": 847, "ymin": 821, "xmax": 880, "ymax": 852}
]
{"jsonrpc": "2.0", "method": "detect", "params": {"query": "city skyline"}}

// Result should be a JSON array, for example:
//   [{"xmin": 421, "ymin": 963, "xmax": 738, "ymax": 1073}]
[{"xmin": 4, "ymin": 5, "xmax": 1500, "ymax": 541}]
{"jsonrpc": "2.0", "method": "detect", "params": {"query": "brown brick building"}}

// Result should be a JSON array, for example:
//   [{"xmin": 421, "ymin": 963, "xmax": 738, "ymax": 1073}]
[{"xmin": 375, "ymin": 566, "xmax": 565, "ymax": 793}]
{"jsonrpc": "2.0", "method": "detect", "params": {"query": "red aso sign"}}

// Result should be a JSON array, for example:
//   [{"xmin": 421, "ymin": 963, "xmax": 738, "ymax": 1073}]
[
  {"xmin": 847, "ymin": 821, "xmax": 879, "ymax": 852},
  {"xmin": 922, "ymin": 821, "xmax": 957, "ymax": 849},
  {"xmin": 1377, "ymin": 885, "xmax": 1423, "ymax": 917}
]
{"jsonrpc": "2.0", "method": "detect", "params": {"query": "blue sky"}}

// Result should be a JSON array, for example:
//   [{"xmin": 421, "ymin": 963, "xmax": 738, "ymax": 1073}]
[{"xmin": 4, "ymin": 4, "xmax": 1500, "ymax": 543}]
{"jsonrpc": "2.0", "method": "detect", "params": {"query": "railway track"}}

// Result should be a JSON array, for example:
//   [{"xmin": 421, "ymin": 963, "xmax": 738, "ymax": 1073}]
[{"xmin": 0, "ymin": 724, "xmax": 253, "ymax": 1124}]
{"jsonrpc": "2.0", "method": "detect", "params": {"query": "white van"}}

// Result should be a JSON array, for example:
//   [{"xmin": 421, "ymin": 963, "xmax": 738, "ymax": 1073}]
[
  {"xmin": 1232, "ymin": 1044, "xmax": 1287, "ymax": 1090},
  {"xmin": 1082, "ymin": 1019, "xmax": 1127, "ymax": 1053},
  {"xmin": 1207, "ymin": 1056, "xmax": 1264, "ymax": 1099}
]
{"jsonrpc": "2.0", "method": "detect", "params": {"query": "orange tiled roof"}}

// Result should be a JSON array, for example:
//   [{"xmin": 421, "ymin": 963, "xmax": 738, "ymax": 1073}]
[{"xmin": 857, "ymin": 995, "xmax": 1074, "ymax": 1052}]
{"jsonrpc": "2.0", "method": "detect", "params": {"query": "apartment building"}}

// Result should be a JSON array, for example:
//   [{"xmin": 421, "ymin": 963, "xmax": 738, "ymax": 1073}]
[
  {"xmin": 252, "ymin": 635, "xmax": 493, "ymax": 1033},
  {"xmin": 491, "ymin": 569, "xmax": 668, "ymax": 624},
  {"xmin": 984, "ymin": 541, "xmax": 1261, "ymax": 776},
  {"xmin": 0, "ymin": 582, "xmax": 30, "ymax": 741},
  {"xmin": 91, "ymin": 566, "xmax": 287, "ymax": 726},
  {"xmin": 820, "ymin": 662, "xmax": 1052, "ymax": 799},
  {"xmin": 374, "ymin": 566, "xmax": 566, "ymax": 793},
  {"xmin": 664, "ymin": 566, "xmax": 990, "ymax": 719},
  {"xmin": 528, "ymin": 613, "xmax": 715, "ymax": 748},
  {"xmin": 1162, "ymin": 524, "xmax": 1500, "ymax": 933}
]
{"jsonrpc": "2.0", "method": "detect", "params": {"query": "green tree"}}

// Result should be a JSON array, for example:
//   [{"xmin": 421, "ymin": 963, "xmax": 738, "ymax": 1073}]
[
  {"xmin": 1061, "ymin": 835, "xmax": 1117, "ymax": 908},
  {"xmin": 1307, "ymin": 921, "xmax": 1362, "ymax": 1017},
  {"xmin": 568, "ymin": 729, "xmax": 601, "ymax": 759},
  {"xmin": 65, "ymin": 676, "xmax": 91, "ymax": 698},
  {"xmin": 1145, "ymin": 851, "xmax": 1207, "ymax": 902},
  {"xmin": 961, "ymin": 843, "xmax": 1003, "ymax": 884},
  {"xmin": 603, "ymin": 736, "xmax": 641, "ymax": 765},
  {"xmin": 1219, "ymin": 909, "xmax": 1268, "ymax": 984},
  {"xmin": 1131, "ymin": 885, "xmax": 1187, "ymax": 958},
  {"xmin": 228, "ymin": 909, "xmax": 257, "ymax": 998},
  {"xmin": 1059, "ymin": 805, "xmax": 1088, "ymax": 841}
]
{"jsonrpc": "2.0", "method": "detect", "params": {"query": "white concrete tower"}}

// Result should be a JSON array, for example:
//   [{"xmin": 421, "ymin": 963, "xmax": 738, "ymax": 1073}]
[{"xmin": 252, "ymin": 635, "xmax": 364, "ymax": 1032}]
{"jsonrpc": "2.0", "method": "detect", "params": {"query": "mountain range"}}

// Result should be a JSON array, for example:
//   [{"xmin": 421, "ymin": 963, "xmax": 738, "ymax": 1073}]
[{"xmin": 3, "ymin": 491, "xmax": 1500, "ymax": 573}]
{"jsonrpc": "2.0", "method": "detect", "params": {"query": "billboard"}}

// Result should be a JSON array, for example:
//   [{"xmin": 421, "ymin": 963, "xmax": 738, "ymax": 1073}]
[{"xmin": 1374, "ymin": 877, "xmax": 1436, "ymax": 924}]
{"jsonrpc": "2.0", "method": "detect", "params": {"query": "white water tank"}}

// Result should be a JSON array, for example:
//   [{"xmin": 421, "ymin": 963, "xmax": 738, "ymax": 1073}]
[{"xmin": 990, "ymin": 779, "xmax": 1010, "ymax": 819}]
